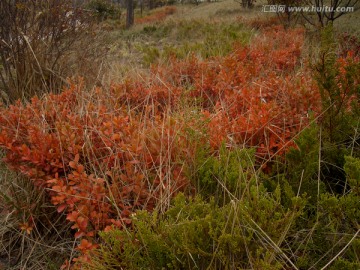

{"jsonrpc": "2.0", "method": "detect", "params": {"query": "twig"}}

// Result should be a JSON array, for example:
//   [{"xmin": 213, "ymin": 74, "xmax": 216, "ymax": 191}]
[{"xmin": 320, "ymin": 229, "xmax": 360, "ymax": 270}]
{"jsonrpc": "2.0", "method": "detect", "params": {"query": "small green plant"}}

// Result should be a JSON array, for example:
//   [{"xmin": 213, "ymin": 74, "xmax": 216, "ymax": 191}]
[
  {"xmin": 285, "ymin": 122, "xmax": 325, "ymax": 202},
  {"xmin": 193, "ymin": 145, "xmax": 256, "ymax": 203},
  {"xmin": 138, "ymin": 45, "xmax": 161, "ymax": 66},
  {"xmin": 86, "ymin": 0, "xmax": 122, "ymax": 21},
  {"xmin": 344, "ymin": 155, "xmax": 360, "ymax": 195}
]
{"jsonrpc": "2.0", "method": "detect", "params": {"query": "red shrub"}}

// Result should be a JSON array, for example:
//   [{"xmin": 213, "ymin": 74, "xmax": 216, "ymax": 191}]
[
  {"xmin": 143, "ymin": 26, "xmax": 321, "ymax": 161},
  {"xmin": 0, "ymin": 82, "xmax": 191, "ymax": 263}
]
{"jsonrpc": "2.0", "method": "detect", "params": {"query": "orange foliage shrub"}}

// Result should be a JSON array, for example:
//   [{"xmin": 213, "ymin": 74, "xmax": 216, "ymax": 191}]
[
  {"xmin": 136, "ymin": 6, "xmax": 176, "ymax": 24},
  {"xmin": 116, "ymin": 26, "xmax": 321, "ymax": 162},
  {"xmin": 0, "ymin": 83, "xmax": 191, "ymax": 263}
]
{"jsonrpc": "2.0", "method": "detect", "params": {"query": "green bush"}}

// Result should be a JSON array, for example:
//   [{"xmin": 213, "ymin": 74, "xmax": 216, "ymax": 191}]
[
  {"xmin": 344, "ymin": 156, "xmax": 360, "ymax": 195},
  {"xmin": 285, "ymin": 25, "xmax": 360, "ymax": 198},
  {"xmin": 87, "ymin": 0, "xmax": 122, "ymax": 21},
  {"xmin": 193, "ymin": 145, "xmax": 257, "ymax": 203},
  {"xmin": 285, "ymin": 123, "xmax": 324, "ymax": 202},
  {"xmin": 81, "ymin": 135, "xmax": 360, "ymax": 269},
  {"xmin": 313, "ymin": 24, "xmax": 360, "ymax": 193},
  {"xmin": 84, "ymin": 187, "xmax": 306, "ymax": 269}
]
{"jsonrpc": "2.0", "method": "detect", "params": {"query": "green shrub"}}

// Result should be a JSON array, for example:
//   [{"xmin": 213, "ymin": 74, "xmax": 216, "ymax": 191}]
[
  {"xmin": 84, "ymin": 188, "xmax": 306, "ymax": 269},
  {"xmin": 193, "ymin": 145, "xmax": 257, "ymax": 203},
  {"xmin": 285, "ymin": 122, "xmax": 325, "ymax": 202},
  {"xmin": 81, "ymin": 140, "xmax": 360, "ymax": 269},
  {"xmin": 87, "ymin": 0, "xmax": 122, "ymax": 21},
  {"xmin": 315, "ymin": 25, "xmax": 360, "ymax": 145},
  {"xmin": 344, "ymin": 156, "xmax": 360, "ymax": 195},
  {"xmin": 316, "ymin": 25, "xmax": 360, "ymax": 192},
  {"xmin": 291, "ymin": 25, "xmax": 360, "ymax": 195},
  {"xmin": 138, "ymin": 45, "xmax": 161, "ymax": 66}
]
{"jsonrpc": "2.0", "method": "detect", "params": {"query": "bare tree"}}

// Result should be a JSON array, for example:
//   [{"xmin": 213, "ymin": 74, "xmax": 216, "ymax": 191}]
[
  {"xmin": 267, "ymin": 0, "xmax": 305, "ymax": 27},
  {"xmin": 302, "ymin": 0, "xmax": 359, "ymax": 27},
  {"xmin": 267, "ymin": 0, "xmax": 358, "ymax": 27}
]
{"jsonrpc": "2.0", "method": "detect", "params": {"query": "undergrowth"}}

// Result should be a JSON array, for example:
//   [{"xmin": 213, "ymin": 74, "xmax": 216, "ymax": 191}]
[{"xmin": 0, "ymin": 5, "xmax": 359, "ymax": 269}]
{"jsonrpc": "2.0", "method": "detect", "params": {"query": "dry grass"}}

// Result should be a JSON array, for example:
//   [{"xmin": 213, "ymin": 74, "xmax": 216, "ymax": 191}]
[
  {"xmin": 0, "ymin": 160, "xmax": 74, "ymax": 270},
  {"xmin": 334, "ymin": 6, "xmax": 360, "ymax": 38},
  {"xmin": 172, "ymin": 0, "xmax": 269, "ymax": 21},
  {"xmin": 96, "ymin": 0, "xmax": 268, "ymax": 86}
]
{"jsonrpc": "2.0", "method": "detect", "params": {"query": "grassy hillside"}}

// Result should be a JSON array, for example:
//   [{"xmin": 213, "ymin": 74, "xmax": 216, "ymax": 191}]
[{"xmin": 0, "ymin": 1, "xmax": 359, "ymax": 269}]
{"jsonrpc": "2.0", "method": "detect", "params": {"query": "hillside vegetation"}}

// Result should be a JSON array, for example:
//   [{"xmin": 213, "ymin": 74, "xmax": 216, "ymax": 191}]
[{"xmin": 0, "ymin": 0, "xmax": 359, "ymax": 269}]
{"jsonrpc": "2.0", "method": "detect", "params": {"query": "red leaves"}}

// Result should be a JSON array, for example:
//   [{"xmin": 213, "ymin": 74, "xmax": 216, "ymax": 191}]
[
  {"xmin": 135, "ymin": 6, "xmax": 176, "ymax": 24},
  {"xmin": 19, "ymin": 219, "xmax": 34, "ymax": 235},
  {"xmin": 0, "ymin": 81, "xmax": 191, "ymax": 262},
  {"xmin": 69, "ymin": 154, "xmax": 80, "ymax": 168},
  {"xmin": 57, "ymin": 204, "xmax": 67, "ymax": 213},
  {"xmin": 77, "ymin": 239, "xmax": 98, "ymax": 252},
  {"xmin": 148, "ymin": 26, "xmax": 320, "ymax": 166}
]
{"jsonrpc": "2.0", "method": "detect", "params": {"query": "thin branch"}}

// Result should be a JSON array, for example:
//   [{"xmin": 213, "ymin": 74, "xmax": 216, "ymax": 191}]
[{"xmin": 320, "ymin": 229, "xmax": 360, "ymax": 270}]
